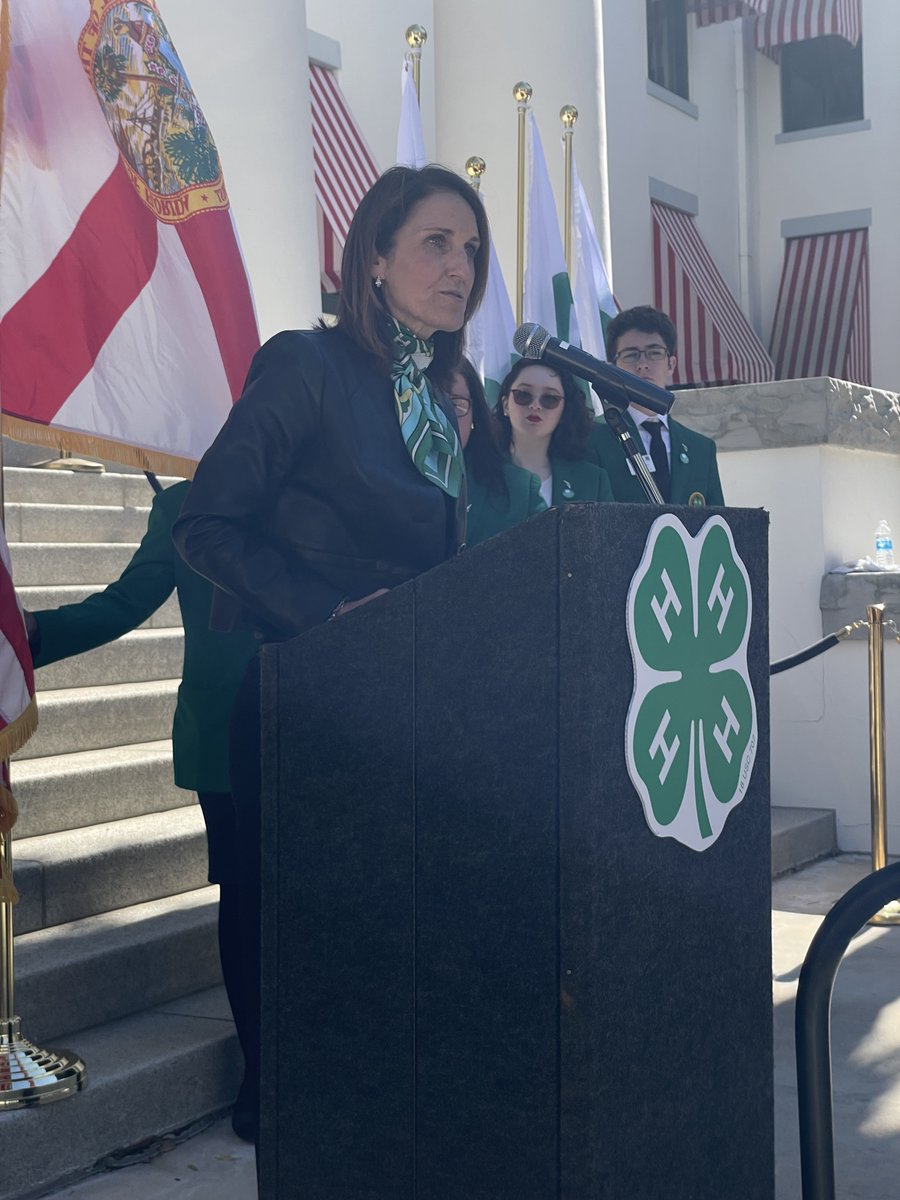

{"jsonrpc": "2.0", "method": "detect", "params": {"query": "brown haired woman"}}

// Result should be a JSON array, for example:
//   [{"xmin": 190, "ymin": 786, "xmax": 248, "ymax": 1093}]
[{"xmin": 172, "ymin": 164, "xmax": 490, "ymax": 1143}]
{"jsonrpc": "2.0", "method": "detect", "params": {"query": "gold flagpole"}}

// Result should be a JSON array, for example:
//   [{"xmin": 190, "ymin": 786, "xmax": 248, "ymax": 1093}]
[
  {"xmin": 405, "ymin": 24, "xmax": 427, "ymax": 105},
  {"xmin": 560, "ymin": 105, "xmax": 578, "ymax": 279},
  {"xmin": 866, "ymin": 604, "xmax": 900, "ymax": 925},
  {"xmin": 465, "ymin": 155, "xmax": 486, "ymax": 193},
  {"xmin": 513, "ymin": 82, "xmax": 532, "ymax": 326}
]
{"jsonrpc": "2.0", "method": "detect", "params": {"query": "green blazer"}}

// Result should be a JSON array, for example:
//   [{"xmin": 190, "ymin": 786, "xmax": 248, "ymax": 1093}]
[
  {"xmin": 32, "ymin": 481, "xmax": 259, "ymax": 793},
  {"xmin": 550, "ymin": 455, "xmax": 614, "ymax": 506},
  {"xmin": 466, "ymin": 461, "xmax": 546, "ymax": 547},
  {"xmin": 587, "ymin": 411, "xmax": 724, "ymax": 506}
]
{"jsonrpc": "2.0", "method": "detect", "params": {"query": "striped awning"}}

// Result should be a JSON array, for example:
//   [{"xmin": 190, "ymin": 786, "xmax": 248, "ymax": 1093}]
[
  {"xmin": 651, "ymin": 201, "xmax": 774, "ymax": 387},
  {"xmin": 768, "ymin": 228, "xmax": 870, "ymax": 384},
  {"xmin": 316, "ymin": 202, "xmax": 342, "ymax": 296},
  {"xmin": 688, "ymin": 0, "xmax": 766, "ymax": 27},
  {"xmin": 755, "ymin": 0, "xmax": 861, "ymax": 49},
  {"xmin": 309, "ymin": 63, "xmax": 380, "ymax": 288}
]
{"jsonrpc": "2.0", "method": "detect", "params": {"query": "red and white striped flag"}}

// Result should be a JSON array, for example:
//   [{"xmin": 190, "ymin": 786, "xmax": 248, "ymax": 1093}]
[{"xmin": 0, "ymin": 0, "xmax": 260, "ymax": 475}]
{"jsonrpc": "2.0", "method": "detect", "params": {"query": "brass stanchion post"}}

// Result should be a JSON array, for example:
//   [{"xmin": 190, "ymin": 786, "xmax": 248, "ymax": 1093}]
[
  {"xmin": 405, "ymin": 24, "xmax": 427, "ymax": 105},
  {"xmin": 560, "ymin": 105, "xmax": 578, "ymax": 278},
  {"xmin": 866, "ymin": 603, "xmax": 900, "ymax": 925},
  {"xmin": 0, "ymin": 831, "xmax": 86, "ymax": 1106},
  {"xmin": 513, "ymin": 82, "xmax": 532, "ymax": 327}
]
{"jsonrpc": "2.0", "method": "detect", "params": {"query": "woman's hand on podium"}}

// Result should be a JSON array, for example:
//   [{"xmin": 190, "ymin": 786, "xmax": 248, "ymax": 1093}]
[{"xmin": 333, "ymin": 588, "xmax": 390, "ymax": 619}]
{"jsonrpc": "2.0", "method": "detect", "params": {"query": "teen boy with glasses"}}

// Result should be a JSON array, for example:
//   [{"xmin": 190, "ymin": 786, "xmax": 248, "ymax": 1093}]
[{"xmin": 588, "ymin": 305, "xmax": 724, "ymax": 507}]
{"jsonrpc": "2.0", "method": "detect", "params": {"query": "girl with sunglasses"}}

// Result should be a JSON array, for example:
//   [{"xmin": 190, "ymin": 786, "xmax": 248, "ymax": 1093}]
[{"xmin": 493, "ymin": 359, "xmax": 613, "ymax": 507}]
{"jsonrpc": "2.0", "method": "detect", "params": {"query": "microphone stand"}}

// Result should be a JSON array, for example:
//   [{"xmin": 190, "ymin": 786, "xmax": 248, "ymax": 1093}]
[{"xmin": 593, "ymin": 388, "xmax": 663, "ymax": 505}]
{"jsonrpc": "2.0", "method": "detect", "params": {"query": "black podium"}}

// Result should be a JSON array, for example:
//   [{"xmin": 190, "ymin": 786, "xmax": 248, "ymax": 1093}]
[{"xmin": 258, "ymin": 504, "xmax": 773, "ymax": 1199}]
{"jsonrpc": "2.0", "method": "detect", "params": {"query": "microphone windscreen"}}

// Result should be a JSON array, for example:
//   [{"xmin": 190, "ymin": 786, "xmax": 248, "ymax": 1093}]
[{"xmin": 513, "ymin": 322, "xmax": 550, "ymax": 359}]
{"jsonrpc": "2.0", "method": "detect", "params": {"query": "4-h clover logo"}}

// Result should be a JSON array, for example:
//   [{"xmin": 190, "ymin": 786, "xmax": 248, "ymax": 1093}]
[{"xmin": 626, "ymin": 514, "xmax": 757, "ymax": 852}]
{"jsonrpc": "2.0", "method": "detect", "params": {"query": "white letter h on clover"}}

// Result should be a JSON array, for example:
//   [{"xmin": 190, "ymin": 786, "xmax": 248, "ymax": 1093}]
[
  {"xmin": 651, "ymin": 568, "xmax": 682, "ymax": 643},
  {"xmin": 648, "ymin": 710, "xmax": 680, "ymax": 784},
  {"xmin": 707, "ymin": 563, "xmax": 734, "ymax": 634},
  {"xmin": 713, "ymin": 696, "xmax": 740, "ymax": 763}
]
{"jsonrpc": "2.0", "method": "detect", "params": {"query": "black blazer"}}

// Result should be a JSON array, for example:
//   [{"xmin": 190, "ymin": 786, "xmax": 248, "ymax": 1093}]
[{"xmin": 173, "ymin": 327, "xmax": 465, "ymax": 641}]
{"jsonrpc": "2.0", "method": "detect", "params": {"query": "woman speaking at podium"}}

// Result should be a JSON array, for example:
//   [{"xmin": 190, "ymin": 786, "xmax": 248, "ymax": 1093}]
[{"xmin": 173, "ymin": 164, "xmax": 489, "ymax": 1141}]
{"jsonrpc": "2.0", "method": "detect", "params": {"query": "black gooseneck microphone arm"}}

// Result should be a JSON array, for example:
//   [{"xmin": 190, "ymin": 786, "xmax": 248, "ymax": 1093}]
[{"xmin": 513, "ymin": 322, "xmax": 665, "ymax": 506}]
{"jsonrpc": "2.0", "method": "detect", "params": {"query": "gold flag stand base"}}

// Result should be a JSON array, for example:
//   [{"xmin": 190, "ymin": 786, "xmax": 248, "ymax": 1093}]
[
  {"xmin": 868, "ymin": 899, "xmax": 900, "ymax": 927},
  {"xmin": 0, "ymin": 1016, "xmax": 86, "ymax": 1109}
]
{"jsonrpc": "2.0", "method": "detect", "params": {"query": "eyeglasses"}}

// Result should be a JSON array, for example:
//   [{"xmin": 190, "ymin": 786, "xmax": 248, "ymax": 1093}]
[
  {"xmin": 448, "ymin": 395, "xmax": 471, "ymax": 416},
  {"xmin": 509, "ymin": 387, "xmax": 563, "ymax": 411},
  {"xmin": 613, "ymin": 346, "xmax": 670, "ymax": 365}
]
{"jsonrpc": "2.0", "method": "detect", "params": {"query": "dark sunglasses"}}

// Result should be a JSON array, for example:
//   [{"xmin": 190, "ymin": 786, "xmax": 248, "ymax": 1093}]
[{"xmin": 509, "ymin": 387, "xmax": 563, "ymax": 411}]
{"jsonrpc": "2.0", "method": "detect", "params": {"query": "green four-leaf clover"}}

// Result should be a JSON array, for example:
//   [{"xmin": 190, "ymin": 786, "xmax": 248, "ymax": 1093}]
[{"xmin": 626, "ymin": 516, "xmax": 758, "ymax": 852}]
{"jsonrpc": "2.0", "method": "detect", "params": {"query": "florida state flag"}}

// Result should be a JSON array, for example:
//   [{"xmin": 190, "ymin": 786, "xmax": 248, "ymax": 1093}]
[{"xmin": 0, "ymin": 0, "xmax": 260, "ymax": 474}]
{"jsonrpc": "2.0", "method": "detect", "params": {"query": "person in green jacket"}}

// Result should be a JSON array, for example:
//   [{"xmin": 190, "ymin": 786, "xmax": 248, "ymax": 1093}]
[
  {"xmin": 588, "ymin": 305, "xmax": 724, "ymax": 506},
  {"xmin": 446, "ymin": 357, "xmax": 546, "ymax": 546},
  {"xmin": 493, "ymin": 358, "xmax": 614, "ymax": 506},
  {"xmin": 25, "ymin": 479, "xmax": 260, "ymax": 1140}
]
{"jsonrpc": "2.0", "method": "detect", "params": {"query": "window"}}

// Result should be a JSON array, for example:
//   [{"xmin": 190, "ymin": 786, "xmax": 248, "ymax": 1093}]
[
  {"xmin": 781, "ymin": 35, "xmax": 863, "ymax": 133},
  {"xmin": 647, "ymin": 0, "xmax": 689, "ymax": 100}
]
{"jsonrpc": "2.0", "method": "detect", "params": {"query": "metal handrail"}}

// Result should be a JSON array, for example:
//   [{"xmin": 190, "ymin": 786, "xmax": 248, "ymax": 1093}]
[{"xmin": 796, "ymin": 861, "xmax": 900, "ymax": 1199}]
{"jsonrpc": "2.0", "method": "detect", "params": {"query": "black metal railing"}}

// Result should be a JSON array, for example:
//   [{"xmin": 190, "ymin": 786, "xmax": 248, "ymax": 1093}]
[{"xmin": 795, "ymin": 861, "xmax": 900, "ymax": 1199}]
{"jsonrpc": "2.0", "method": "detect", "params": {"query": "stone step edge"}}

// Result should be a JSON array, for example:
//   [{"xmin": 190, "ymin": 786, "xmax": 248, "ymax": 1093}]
[{"xmin": 0, "ymin": 986, "xmax": 241, "ymax": 1200}]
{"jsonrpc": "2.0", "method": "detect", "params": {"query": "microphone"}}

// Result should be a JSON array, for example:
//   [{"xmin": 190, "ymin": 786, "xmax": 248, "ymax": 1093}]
[{"xmin": 513, "ymin": 322, "xmax": 673, "ymax": 416}]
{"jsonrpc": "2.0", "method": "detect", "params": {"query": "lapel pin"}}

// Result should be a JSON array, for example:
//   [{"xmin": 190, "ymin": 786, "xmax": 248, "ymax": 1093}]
[
  {"xmin": 562, "ymin": 480, "xmax": 575, "ymax": 500},
  {"xmin": 679, "ymin": 444, "xmax": 690, "ymax": 464}
]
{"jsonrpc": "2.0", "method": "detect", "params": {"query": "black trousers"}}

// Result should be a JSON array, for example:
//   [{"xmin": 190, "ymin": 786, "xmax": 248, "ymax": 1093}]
[
  {"xmin": 196, "ymin": 790, "xmax": 252, "ymax": 1070},
  {"xmin": 226, "ymin": 653, "xmax": 265, "ymax": 1110}
]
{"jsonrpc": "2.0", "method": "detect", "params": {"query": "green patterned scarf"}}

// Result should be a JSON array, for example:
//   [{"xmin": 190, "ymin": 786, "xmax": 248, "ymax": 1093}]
[{"xmin": 387, "ymin": 317, "xmax": 464, "ymax": 498}]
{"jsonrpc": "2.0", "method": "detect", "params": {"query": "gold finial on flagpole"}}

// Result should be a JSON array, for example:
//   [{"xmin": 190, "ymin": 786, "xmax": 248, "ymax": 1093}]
[
  {"xmin": 465, "ymin": 156, "xmax": 486, "ymax": 192},
  {"xmin": 513, "ymin": 83, "xmax": 533, "ymax": 327},
  {"xmin": 560, "ymin": 105, "xmax": 578, "ymax": 278},
  {"xmin": 405, "ymin": 25, "xmax": 427, "ymax": 104}
]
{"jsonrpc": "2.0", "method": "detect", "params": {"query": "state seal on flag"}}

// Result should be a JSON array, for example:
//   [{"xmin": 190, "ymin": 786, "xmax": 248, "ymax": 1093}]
[{"xmin": 78, "ymin": 1, "xmax": 229, "ymax": 223}]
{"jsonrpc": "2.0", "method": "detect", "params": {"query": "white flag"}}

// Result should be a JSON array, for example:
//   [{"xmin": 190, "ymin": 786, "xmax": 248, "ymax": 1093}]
[
  {"xmin": 396, "ymin": 58, "xmax": 426, "ymax": 168},
  {"xmin": 466, "ymin": 232, "xmax": 516, "ymax": 407},
  {"xmin": 571, "ymin": 147, "xmax": 616, "ymax": 363},
  {"xmin": 523, "ymin": 111, "xmax": 578, "ymax": 345}
]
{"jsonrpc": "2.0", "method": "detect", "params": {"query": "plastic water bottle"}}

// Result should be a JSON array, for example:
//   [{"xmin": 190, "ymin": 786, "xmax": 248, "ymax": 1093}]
[{"xmin": 874, "ymin": 520, "xmax": 895, "ymax": 568}]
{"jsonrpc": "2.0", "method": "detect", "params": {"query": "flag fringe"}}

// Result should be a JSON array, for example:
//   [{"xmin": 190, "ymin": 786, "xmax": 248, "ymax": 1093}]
[
  {"xmin": 0, "ymin": 695, "xmax": 37, "ymax": 764},
  {"xmin": 0, "ymin": 870, "xmax": 19, "ymax": 906},
  {"xmin": 2, "ymin": 417, "xmax": 197, "ymax": 480}
]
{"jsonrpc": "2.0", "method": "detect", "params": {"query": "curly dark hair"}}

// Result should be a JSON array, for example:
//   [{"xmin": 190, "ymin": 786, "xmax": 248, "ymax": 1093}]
[
  {"xmin": 605, "ymin": 305, "xmax": 677, "ymax": 360},
  {"xmin": 492, "ymin": 359, "xmax": 594, "ymax": 462}
]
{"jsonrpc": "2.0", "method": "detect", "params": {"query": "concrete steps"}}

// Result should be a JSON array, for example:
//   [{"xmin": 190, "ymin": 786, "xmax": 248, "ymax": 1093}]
[
  {"xmin": 32, "ymin": 627, "xmax": 185, "ymax": 689},
  {"xmin": 11, "ymin": 742, "xmax": 184, "ymax": 838},
  {"xmin": 0, "ymin": 987, "xmax": 239, "ymax": 1200},
  {"xmin": 12, "ymin": 806, "xmax": 209, "ymax": 935},
  {"xmin": 1, "ymin": 465, "xmax": 235, "ymax": 1200},
  {"xmin": 771, "ymin": 805, "xmax": 838, "ymax": 877},
  {"xmin": 14, "ymin": 679, "xmax": 179, "ymax": 759},
  {"xmin": 14, "ymin": 888, "xmax": 220, "ymax": 1044}
]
